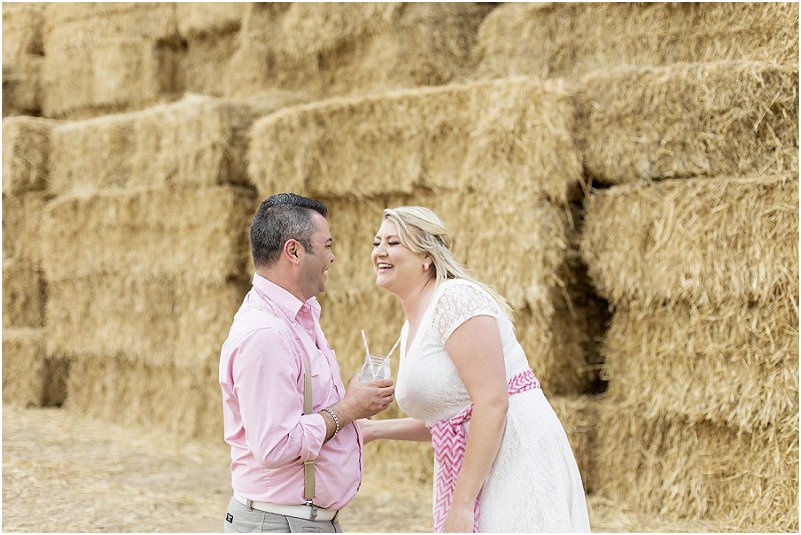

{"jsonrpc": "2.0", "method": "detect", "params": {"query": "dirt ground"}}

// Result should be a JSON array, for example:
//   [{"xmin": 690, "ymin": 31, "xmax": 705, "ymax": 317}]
[{"xmin": 3, "ymin": 406, "xmax": 730, "ymax": 533}]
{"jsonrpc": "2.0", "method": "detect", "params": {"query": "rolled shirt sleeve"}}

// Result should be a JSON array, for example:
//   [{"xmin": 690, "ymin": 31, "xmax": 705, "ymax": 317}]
[{"xmin": 231, "ymin": 327, "xmax": 327, "ymax": 469}]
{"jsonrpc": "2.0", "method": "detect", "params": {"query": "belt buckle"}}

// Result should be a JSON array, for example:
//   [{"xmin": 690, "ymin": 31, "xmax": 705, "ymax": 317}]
[{"xmin": 306, "ymin": 500, "xmax": 318, "ymax": 521}]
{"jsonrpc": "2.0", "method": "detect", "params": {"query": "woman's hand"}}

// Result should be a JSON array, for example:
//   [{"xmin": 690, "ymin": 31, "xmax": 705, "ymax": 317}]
[
  {"xmin": 443, "ymin": 502, "xmax": 474, "ymax": 533},
  {"xmin": 357, "ymin": 418, "xmax": 376, "ymax": 444}
]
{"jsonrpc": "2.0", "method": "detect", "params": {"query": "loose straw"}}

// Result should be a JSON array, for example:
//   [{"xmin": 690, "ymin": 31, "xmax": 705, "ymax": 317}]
[{"xmin": 360, "ymin": 329, "xmax": 370, "ymax": 355}]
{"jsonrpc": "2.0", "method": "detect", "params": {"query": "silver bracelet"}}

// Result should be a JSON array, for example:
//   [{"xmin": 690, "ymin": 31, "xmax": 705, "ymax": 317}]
[{"xmin": 321, "ymin": 407, "xmax": 340, "ymax": 439}]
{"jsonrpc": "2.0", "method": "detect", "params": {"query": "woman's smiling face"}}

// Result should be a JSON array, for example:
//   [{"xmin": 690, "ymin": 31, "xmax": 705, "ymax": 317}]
[{"xmin": 371, "ymin": 219, "xmax": 428, "ymax": 293}]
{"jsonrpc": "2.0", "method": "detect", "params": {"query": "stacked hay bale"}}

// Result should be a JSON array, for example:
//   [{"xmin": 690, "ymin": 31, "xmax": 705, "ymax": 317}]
[
  {"xmin": 174, "ymin": 3, "xmax": 246, "ymax": 97},
  {"xmin": 226, "ymin": 3, "xmax": 494, "ymax": 100},
  {"xmin": 248, "ymin": 77, "xmax": 608, "ymax": 489},
  {"xmin": 474, "ymin": 2, "xmax": 798, "ymax": 80},
  {"xmin": 2, "ymin": 117, "xmax": 68, "ymax": 407},
  {"xmin": 3, "ymin": 3, "xmax": 46, "ymax": 116},
  {"xmin": 578, "ymin": 60, "xmax": 799, "ymax": 529},
  {"xmin": 41, "ymin": 3, "xmax": 181, "ymax": 119},
  {"xmin": 39, "ymin": 95, "xmax": 281, "ymax": 441}
]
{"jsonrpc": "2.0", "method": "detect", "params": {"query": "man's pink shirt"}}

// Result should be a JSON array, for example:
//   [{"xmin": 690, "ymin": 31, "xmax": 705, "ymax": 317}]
[{"xmin": 219, "ymin": 274, "xmax": 363, "ymax": 509}]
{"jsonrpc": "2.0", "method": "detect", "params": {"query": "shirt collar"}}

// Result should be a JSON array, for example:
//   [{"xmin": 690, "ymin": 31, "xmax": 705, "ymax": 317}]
[{"xmin": 252, "ymin": 273, "xmax": 319, "ymax": 321}]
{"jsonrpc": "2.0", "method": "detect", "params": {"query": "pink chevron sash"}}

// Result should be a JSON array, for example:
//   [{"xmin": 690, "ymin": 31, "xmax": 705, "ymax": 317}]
[{"xmin": 429, "ymin": 369, "xmax": 540, "ymax": 532}]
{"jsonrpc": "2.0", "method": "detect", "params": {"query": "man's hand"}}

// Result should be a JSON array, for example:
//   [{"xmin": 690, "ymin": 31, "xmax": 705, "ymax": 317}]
[
  {"xmin": 321, "ymin": 374, "xmax": 394, "ymax": 440},
  {"xmin": 342, "ymin": 374, "xmax": 394, "ymax": 419}
]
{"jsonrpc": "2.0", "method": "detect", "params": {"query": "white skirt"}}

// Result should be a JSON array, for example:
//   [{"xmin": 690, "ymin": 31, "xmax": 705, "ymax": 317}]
[{"xmin": 435, "ymin": 388, "xmax": 591, "ymax": 533}]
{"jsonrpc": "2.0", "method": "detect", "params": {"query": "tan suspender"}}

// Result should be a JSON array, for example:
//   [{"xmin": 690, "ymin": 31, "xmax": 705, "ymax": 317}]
[
  {"xmin": 248, "ymin": 304, "xmax": 316, "ymax": 513},
  {"xmin": 301, "ymin": 351, "xmax": 315, "ymax": 505}
]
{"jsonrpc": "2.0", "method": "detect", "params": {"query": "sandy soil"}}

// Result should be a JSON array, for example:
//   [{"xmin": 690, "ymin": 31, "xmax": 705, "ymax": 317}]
[
  {"xmin": 2, "ymin": 406, "xmax": 430, "ymax": 533},
  {"xmin": 3, "ymin": 405, "xmax": 732, "ymax": 533}
]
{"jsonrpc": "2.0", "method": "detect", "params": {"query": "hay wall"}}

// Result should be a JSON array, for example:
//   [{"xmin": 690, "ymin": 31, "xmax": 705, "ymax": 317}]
[
  {"xmin": 226, "ymin": 3, "xmax": 493, "ymax": 100},
  {"xmin": 474, "ymin": 3, "xmax": 798, "ymax": 81},
  {"xmin": 4, "ymin": 5, "xmax": 798, "ymax": 530},
  {"xmin": 581, "ymin": 175, "xmax": 799, "ymax": 529},
  {"xmin": 2, "ymin": 3, "xmax": 45, "ymax": 116},
  {"xmin": 576, "ymin": 62, "xmax": 798, "ymax": 186},
  {"xmin": 39, "ymin": 97, "xmax": 273, "ymax": 438}
]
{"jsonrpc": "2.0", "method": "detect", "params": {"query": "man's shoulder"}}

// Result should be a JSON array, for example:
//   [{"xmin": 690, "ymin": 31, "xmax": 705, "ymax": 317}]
[{"xmin": 225, "ymin": 305, "xmax": 292, "ymax": 348}]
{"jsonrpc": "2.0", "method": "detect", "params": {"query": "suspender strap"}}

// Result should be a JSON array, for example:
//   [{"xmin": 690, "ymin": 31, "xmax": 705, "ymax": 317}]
[
  {"xmin": 300, "ymin": 351, "xmax": 315, "ymax": 503},
  {"xmin": 248, "ymin": 304, "xmax": 316, "ymax": 507}
]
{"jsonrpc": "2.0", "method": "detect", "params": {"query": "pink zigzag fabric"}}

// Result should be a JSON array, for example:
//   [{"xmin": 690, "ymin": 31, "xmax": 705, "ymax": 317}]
[{"xmin": 430, "ymin": 369, "xmax": 540, "ymax": 533}]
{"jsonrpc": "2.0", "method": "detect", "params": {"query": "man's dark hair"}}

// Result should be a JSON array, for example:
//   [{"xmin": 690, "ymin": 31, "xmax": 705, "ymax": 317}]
[{"xmin": 250, "ymin": 193, "xmax": 329, "ymax": 268}]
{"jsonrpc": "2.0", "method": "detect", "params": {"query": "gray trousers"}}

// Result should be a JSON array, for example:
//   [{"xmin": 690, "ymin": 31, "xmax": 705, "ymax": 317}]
[{"xmin": 224, "ymin": 497, "xmax": 342, "ymax": 533}]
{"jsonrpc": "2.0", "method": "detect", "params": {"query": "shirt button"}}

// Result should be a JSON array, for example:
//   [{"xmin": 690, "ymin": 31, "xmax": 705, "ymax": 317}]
[{"xmin": 307, "ymin": 329, "xmax": 313, "ymax": 335}]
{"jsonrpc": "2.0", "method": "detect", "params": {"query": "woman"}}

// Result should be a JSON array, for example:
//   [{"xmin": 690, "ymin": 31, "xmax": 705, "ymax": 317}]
[{"xmin": 360, "ymin": 206, "xmax": 591, "ymax": 533}]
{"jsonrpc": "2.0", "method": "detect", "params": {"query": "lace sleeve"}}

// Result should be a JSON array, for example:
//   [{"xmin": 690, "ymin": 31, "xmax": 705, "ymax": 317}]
[{"xmin": 431, "ymin": 281, "xmax": 501, "ymax": 345}]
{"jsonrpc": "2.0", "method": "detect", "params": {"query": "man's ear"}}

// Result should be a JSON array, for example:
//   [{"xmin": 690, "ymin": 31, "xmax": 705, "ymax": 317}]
[{"xmin": 283, "ymin": 239, "xmax": 302, "ymax": 263}]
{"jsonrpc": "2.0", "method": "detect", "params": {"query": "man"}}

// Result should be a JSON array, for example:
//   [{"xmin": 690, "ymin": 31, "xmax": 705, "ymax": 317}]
[{"xmin": 220, "ymin": 193, "xmax": 394, "ymax": 533}]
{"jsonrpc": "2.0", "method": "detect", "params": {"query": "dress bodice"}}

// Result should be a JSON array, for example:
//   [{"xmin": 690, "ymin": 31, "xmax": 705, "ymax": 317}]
[{"xmin": 395, "ymin": 279, "xmax": 532, "ymax": 424}]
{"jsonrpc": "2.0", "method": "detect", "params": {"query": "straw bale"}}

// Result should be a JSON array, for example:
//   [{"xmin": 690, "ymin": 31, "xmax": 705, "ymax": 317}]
[
  {"xmin": 176, "ymin": 32, "xmax": 239, "ymax": 97},
  {"xmin": 2, "ymin": 3, "xmax": 45, "ymax": 64},
  {"xmin": 41, "ymin": 3, "xmax": 180, "ymax": 118},
  {"xmin": 41, "ymin": 185, "xmax": 255, "ymax": 283},
  {"xmin": 49, "ymin": 97, "xmax": 279, "ymax": 195},
  {"xmin": 603, "ymin": 299, "xmax": 798, "ymax": 433},
  {"xmin": 549, "ymin": 395, "xmax": 599, "ymax": 494},
  {"xmin": 175, "ymin": 3, "xmax": 244, "ymax": 38},
  {"xmin": 576, "ymin": 62, "xmax": 798, "ymax": 185},
  {"xmin": 438, "ymin": 193, "xmax": 572, "ymax": 313},
  {"xmin": 475, "ymin": 3, "xmax": 799, "ymax": 81},
  {"xmin": 46, "ymin": 274, "xmax": 250, "ymax": 368},
  {"xmin": 42, "ymin": 37, "xmax": 180, "ymax": 119},
  {"xmin": 2, "ymin": 328, "xmax": 65, "ymax": 408},
  {"xmin": 43, "ymin": 3, "xmax": 177, "ymax": 44},
  {"xmin": 2, "ymin": 191, "xmax": 49, "ymax": 264},
  {"xmin": 595, "ymin": 405, "xmax": 798, "ymax": 531},
  {"xmin": 64, "ymin": 355, "xmax": 221, "ymax": 443},
  {"xmin": 2, "ymin": 116, "xmax": 56, "ymax": 195},
  {"xmin": 226, "ymin": 3, "xmax": 492, "ymax": 100},
  {"xmin": 3, "ymin": 328, "xmax": 45, "ymax": 407},
  {"xmin": 581, "ymin": 175, "xmax": 799, "ymax": 307},
  {"xmin": 2, "ymin": 57, "xmax": 42, "ymax": 116},
  {"xmin": 248, "ymin": 76, "xmax": 582, "ymax": 206},
  {"xmin": 3, "ymin": 259, "xmax": 46, "ymax": 329}
]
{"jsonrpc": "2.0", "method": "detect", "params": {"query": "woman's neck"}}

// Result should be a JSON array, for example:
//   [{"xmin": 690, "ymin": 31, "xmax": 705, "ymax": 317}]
[{"xmin": 398, "ymin": 276, "xmax": 437, "ymax": 325}]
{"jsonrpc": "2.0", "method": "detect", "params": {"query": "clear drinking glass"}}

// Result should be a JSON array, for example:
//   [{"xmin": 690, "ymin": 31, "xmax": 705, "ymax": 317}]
[{"xmin": 359, "ymin": 354, "xmax": 391, "ymax": 382}]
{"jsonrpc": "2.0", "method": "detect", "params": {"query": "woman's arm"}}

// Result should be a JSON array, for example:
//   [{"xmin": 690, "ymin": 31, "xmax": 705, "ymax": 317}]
[
  {"xmin": 359, "ymin": 417, "xmax": 431, "ymax": 443},
  {"xmin": 443, "ymin": 315, "xmax": 509, "ymax": 532}
]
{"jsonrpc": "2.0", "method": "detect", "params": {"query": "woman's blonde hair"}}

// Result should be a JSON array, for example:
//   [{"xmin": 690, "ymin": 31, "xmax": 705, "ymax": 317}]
[{"xmin": 382, "ymin": 206, "xmax": 513, "ymax": 318}]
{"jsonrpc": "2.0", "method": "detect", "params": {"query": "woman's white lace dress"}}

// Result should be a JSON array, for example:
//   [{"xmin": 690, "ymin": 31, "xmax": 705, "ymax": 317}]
[{"xmin": 396, "ymin": 279, "xmax": 591, "ymax": 532}]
